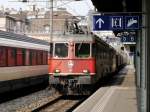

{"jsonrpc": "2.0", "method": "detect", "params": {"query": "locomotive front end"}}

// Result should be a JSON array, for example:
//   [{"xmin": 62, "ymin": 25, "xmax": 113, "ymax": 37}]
[{"xmin": 48, "ymin": 36, "xmax": 95, "ymax": 94}]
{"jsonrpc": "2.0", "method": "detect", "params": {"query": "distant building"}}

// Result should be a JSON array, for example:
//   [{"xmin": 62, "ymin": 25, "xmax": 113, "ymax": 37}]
[
  {"xmin": 25, "ymin": 8, "xmax": 79, "ymax": 41},
  {"xmin": 0, "ymin": 7, "xmax": 80, "ymax": 41},
  {"xmin": 0, "ymin": 11, "xmax": 29, "ymax": 34},
  {"xmin": 26, "ymin": 8, "xmax": 45, "ymax": 19}
]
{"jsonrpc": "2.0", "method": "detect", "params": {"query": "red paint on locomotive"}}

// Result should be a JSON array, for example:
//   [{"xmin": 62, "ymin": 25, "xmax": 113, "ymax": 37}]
[
  {"xmin": 48, "ymin": 39, "xmax": 96, "ymax": 76},
  {"xmin": 49, "ymin": 58, "xmax": 95, "ymax": 75}
]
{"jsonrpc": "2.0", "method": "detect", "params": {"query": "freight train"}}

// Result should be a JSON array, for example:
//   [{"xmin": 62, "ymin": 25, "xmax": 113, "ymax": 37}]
[
  {"xmin": 0, "ymin": 30, "xmax": 49, "ymax": 94},
  {"xmin": 48, "ymin": 34, "xmax": 128, "ymax": 94}
]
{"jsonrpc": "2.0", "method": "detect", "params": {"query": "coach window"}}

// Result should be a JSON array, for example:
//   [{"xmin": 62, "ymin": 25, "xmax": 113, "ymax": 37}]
[
  {"xmin": 16, "ymin": 48, "xmax": 23, "ymax": 66},
  {"xmin": 43, "ymin": 51, "xmax": 47, "ymax": 65},
  {"xmin": 37, "ymin": 51, "xmax": 43, "ymax": 65},
  {"xmin": 75, "ymin": 43, "xmax": 90, "ymax": 58},
  {"xmin": 8, "ymin": 47, "xmax": 16, "ymax": 66},
  {"xmin": 0, "ymin": 47, "xmax": 7, "ymax": 67},
  {"xmin": 32, "ymin": 50, "xmax": 37, "ymax": 65},
  {"xmin": 55, "ymin": 43, "xmax": 68, "ymax": 58},
  {"xmin": 29, "ymin": 50, "xmax": 36, "ymax": 65}
]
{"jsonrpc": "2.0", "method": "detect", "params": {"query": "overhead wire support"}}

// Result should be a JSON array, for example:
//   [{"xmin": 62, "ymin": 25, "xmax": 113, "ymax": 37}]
[{"xmin": 49, "ymin": 0, "xmax": 53, "ymax": 44}]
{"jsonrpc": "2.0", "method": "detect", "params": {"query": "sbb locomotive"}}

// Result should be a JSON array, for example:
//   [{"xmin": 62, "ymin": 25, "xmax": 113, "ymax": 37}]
[
  {"xmin": 0, "ymin": 30, "xmax": 49, "ymax": 94},
  {"xmin": 48, "ymin": 34, "xmax": 128, "ymax": 94}
]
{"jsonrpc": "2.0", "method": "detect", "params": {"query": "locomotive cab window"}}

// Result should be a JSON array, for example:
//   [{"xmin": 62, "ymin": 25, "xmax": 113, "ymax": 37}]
[
  {"xmin": 55, "ymin": 43, "xmax": 68, "ymax": 58},
  {"xmin": 75, "ymin": 43, "xmax": 90, "ymax": 58}
]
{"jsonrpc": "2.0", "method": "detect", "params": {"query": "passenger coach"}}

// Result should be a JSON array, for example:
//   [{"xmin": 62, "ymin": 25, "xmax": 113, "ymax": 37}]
[{"xmin": 0, "ymin": 30, "xmax": 49, "ymax": 94}]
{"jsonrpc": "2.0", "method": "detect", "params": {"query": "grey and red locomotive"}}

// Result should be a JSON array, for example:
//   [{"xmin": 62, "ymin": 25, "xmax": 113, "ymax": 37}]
[{"xmin": 48, "ymin": 34, "xmax": 128, "ymax": 94}]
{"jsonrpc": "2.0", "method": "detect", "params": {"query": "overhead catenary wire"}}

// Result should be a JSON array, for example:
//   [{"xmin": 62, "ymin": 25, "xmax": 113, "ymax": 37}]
[
  {"xmin": 8, "ymin": 0, "xmax": 76, "ymax": 10},
  {"xmin": 8, "ymin": 0, "xmax": 90, "ymax": 17}
]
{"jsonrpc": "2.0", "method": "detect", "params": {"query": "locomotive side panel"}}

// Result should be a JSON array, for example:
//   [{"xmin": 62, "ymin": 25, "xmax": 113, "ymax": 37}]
[{"xmin": 94, "ymin": 39, "xmax": 115, "ymax": 81}]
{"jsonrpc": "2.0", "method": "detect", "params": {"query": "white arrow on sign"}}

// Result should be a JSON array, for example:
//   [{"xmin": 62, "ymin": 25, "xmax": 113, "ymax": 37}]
[{"xmin": 96, "ymin": 18, "xmax": 104, "ymax": 29}]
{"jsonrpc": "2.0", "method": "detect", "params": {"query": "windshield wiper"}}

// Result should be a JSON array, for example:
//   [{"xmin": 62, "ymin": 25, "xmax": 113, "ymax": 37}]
[{"xmin": 78, "ymin": 43, "xmax": 82, "ymax": 51}]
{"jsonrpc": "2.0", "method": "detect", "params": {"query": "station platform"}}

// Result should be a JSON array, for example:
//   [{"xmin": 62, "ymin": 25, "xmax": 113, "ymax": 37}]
[{"xmin": 73, "ymin": 65, "xmax": 137, "ymax": 112}]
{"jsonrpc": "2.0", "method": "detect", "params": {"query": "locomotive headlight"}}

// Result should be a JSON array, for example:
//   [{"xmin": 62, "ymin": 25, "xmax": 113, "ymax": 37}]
[
  {"xmin": 55, "ymin": 69, "xmax": 60, "ymax": 73},
  {"xmin": 83, "ymin": 69, "xmax": 89, "ymax": 73}
]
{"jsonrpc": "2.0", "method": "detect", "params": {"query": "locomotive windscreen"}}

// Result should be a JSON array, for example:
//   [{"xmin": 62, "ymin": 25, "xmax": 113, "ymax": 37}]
[
  {"xmin": 55, "ymin": 43, "xmax": 68, "ymax": 57},
  {"xmin": 75, "ymin": 43, "xmax": 90, "ymax": 58}
]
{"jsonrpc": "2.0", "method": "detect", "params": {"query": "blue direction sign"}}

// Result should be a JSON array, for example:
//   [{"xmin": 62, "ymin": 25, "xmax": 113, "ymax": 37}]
[
  {"xmin": 93, "ymin": 15, "xmax": 124, "ymax": 31},
  {"xmin": 121, "ymin": 36, "xmax": 136, "ymax": 43},
  {"xmin": 93, "ymin": 15, "xmax": 110, "ymax": 31},
  {"xmin": 111, "ymin": 16, "xmax": 123, "ymax": 30},
  {"xmin": 93, "ymin": 15, "xmax": 140, "ymax": 31},
  {"xmin": 125, "ymin": 16, "xmax": 139, "ymax": 29}
]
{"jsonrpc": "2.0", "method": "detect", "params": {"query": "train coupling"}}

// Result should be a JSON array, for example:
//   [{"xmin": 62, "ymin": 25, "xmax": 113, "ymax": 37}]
[{"xmin": 68, "ymin": 79, "xmax": 78, "ymax": 88}]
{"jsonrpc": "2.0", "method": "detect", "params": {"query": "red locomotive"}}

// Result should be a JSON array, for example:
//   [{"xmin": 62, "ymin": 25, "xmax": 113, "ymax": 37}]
[
  {"xmin": 48, "ymin": 34, "xmax": 128, "ymax": 94},
  {"xmin": 0, "ymin": 30, "xmax": 49, "ymax": 94}
]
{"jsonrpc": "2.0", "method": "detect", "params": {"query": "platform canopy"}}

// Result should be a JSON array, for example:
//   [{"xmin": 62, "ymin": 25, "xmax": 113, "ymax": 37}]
[{"xmin": 91, "ymin": 0, "xmax": 142, "ymax": 12}]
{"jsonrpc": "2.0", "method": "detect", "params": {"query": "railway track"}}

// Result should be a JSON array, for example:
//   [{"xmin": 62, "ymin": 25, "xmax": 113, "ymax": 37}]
[
  {"xmin": 0, "ymin": 67, "xmax": 127, "ymax": 112},
  {"xmin": 33, "ymin": 95, "xmax": 88, "ymax": 112},
  {"xmin": 0, "ymin": 86, "xmax": 88, "ymax": 112}
]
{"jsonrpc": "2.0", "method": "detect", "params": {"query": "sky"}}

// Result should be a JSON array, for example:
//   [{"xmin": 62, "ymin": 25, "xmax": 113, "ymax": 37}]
[{"xmin": 0, "ymin": 0, "xmax": 94, "ymax": 16}]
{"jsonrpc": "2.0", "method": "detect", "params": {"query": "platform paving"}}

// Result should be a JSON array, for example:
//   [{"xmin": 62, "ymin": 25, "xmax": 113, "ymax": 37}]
[{"xmin": 73, "ymin": 65, "xmax": 137, "ymax": 112}]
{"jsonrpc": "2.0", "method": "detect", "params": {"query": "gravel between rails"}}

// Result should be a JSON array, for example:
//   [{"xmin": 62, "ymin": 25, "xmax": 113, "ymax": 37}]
[{"xmin": 0, "ymin": 88, "xmax": 61, "ymax": 112}]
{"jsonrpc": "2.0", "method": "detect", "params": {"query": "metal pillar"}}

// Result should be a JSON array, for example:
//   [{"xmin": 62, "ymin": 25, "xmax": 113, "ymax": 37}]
[
  {"xmin": 49, "ymin": 0, "xmax": 53, "ymax": 43},
  {"xmin": 146, "ymin": 0, "xmax": 150, "ymax": 112},
  {"xmin": 139, "ymin": 0, "xmax": 150, "ymax": 112},
  {"xmin": 136, "ymin": 26, "xmax": 142, "ymax": 112}
]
